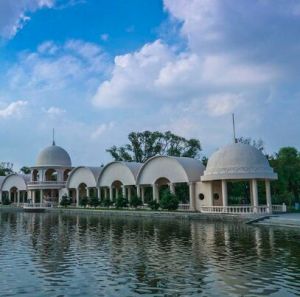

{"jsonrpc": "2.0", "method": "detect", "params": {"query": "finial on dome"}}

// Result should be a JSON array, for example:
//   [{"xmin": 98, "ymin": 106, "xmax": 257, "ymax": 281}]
[
  {"xmin": 52, "ymin": 128, "xmax": 56, "ymax": 146},
  {"xmin": 232, "ymin": 113, "xmax": 237, "ymax": 143}
]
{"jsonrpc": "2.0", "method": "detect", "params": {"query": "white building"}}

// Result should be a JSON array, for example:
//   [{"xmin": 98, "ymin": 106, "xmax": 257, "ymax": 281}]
[{"xmin": 0, "ymin": 140, "xmax": 285, "ymax": 214}]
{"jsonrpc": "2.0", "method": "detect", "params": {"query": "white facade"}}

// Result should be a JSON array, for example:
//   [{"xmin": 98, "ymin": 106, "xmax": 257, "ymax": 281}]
[{"xmin": 0, "ymin": 141, "xmax": 284, "ymax": 214}]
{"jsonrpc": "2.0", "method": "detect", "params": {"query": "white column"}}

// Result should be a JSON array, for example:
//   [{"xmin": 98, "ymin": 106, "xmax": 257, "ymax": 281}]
[
  {"xmin": 152, "ymin": 184, "xmax": 158, "ymax": 202},
  {"xmin": 265, "ymin": 180, "xmax": 272, "ymax": 214},
  {"xmin": 17, "ymin": 191, "xmax": 20, "ymax": 206},
  {"xmin": 128, "ymin": 187, "xmax": 132, "ymax": 201},
  {"xmin": 141, "ymin": 187, "xmax": 145, "ymax": 204},
  {"xmin": 32, "ymin": 191, "xmax": 36, "ymax": 204},
  {"xmin": 189, "ymin": 182, "xmax": 196, "ymax": 211},
  {"xmin": 76, "ymin": 188, "xmax": 79, "ymax": 207},
  {"xmin": 209, "ymin": 182, "xmax": 214, "ymax": 206},
  {"xmin": 251, "ymin": 179, "xmax": 258, "ymax": 213},
  {"xmin": 122, "ymin": 185, "xmax": 126, "ymax": 198},
  {"xmin": 8, "ymin": 191, "xmax": 12, "ymax": 203},
  {"xmin": 40, "ymin": 189, "xmax": 43, "ymax": 204},
  {"xmin": 104, "ymin": 188, "xmax": 108, "ymax": 199},
  {"xmin": 222, "ymin": 180, "xmax": 228, "ymax": 207},
  {"xmin": 0, "ymin": 190, "xmax": 2, "ymax": 204},
  {"xmin": 85, "ymin": 187, "xmax": 88, "ymax": 198},
  {"xmin": 109, "ymin": 186, "xmax": 113, "ymax": 201},
  {"xmin": 136, "ymin": 185, "xmax": 141, "ymax": 197},
  {"xmin": 169, "ymin": 183, "xmax": 175, "ymax": 194},
  {"xmin": 97, "ymin": 187, "xmax": 101, "ymax": 200}
]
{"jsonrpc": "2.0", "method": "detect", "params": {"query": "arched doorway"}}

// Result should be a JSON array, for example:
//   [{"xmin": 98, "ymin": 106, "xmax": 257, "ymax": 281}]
[
  {"xmin": 32, "ymin": 169, "xmax": 39, "ymax": 181},
  {"xmin": 45, "ymin": 169, "xmax": 58, "ymax": 181},
  {"xmin": 10, "ymin": 187, "xmax": 18, "ymax": 203}
]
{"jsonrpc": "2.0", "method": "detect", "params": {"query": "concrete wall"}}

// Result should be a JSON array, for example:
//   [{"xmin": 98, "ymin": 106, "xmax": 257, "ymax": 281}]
[
  {"xmin": 195, "ymin": 181, "xmax": 213, "ymax": 210},
  {"xmin": 67, "ymin": 167, "xmax": 97, "ymax": 189},
  {"xmin": 1, "ymin": 174, "xmax": 27, "ymax": 192}
]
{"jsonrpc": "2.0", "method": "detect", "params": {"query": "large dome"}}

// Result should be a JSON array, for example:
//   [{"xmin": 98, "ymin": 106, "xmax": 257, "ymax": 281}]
[
  {"xmin": 201, "ymin": 143, "xmax": 277, "ymax": 181},
  {"xmin": 35, "ymin": 144, "xmax": 72, "ymax": 167}
]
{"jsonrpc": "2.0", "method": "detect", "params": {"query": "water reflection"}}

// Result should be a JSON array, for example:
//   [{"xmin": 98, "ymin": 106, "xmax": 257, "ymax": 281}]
[{"xmin": 0, "ymin": 211, "xmax": 300, "ymax": 297}]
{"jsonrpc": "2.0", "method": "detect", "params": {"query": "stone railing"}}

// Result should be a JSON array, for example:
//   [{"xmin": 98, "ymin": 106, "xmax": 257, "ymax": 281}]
[
  {"xmin": 199, "ymin": 204, "xmax": 286, "ymax": 214},
  {"xmin": 178, "ymin": 204, "xmax": 190, "ymax": 211}
]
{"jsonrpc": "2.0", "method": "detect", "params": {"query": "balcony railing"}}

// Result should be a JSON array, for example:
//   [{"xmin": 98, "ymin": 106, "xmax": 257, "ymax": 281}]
[
  {"xmin": 28, "ymin": 181, "xmax": 66, "ymax": 186},
  {"xmin": 199, "ymin": 204, "xmax": 287, "ymax": 214}
]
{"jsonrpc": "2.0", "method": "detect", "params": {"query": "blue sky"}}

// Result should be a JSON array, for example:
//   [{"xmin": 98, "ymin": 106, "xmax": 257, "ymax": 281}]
[{"xmin": 0, "ymin": 0, "xmax": 300, "ymax": 169}]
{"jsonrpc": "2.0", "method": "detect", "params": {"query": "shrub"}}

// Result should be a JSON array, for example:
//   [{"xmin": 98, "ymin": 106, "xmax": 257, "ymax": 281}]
[
  {"xmin": 79, "ymin": 196, "xmax": 88, "ymax": 208},
  {"xmin": 130, "ymin": 195, "xmax": 143, "ymax": 208},
  {"xmin": 148, "ymin": 199, "xmax": 159, "ymax": 210},
  {"xmin": 159, "ymin": 190, "xmax": 179, "ymax": 211},
  {"xmin": 89, "ymin": 196, "xmax": 100, "ymax": 208},
  {"xmin": 100, "ymin": 197, "xmax": 112, "ymax": 207},
  {"xmin": 115, "ymin": 195, "xmax": 128, "ymax": 209},
  {"xmin": 2, "ymin": 196, "xmax": 11, "ymax": 205},
  {"xmin": 60, "ymin": 195, "xmax": 71, "ymax": 207}
]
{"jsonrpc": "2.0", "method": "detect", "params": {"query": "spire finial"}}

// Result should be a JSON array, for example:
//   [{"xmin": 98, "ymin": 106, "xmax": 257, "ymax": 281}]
[
  {"xmin": 52, "ymin": 128, "xmax": 55, "ymax": 146},
  {"xmin": 232, "ymin": 113, "xmax": 237, "ymax": 143}
]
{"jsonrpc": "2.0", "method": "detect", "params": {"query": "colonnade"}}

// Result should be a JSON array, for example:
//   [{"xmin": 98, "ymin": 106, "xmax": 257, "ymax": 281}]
[
  {"xmin": 220, "ymin": 179, "xmax": 273, "ymax": 213},
  {"xmin": 71, "ymin": 181, "xmax": 196, "ymax": 210}
]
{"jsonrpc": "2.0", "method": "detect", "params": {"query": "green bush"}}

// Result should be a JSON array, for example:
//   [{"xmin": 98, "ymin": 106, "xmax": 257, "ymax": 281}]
[
  {"xmin": 60, "ymin": 195, "xmax": 71, "ymax": 207},
  {"xmin": 89, "ymin": 196, "xmax": 100, "ymax": 208},
  {"xmin": 159, "ymin": 190, "xmax": 179, "ymax": 211},
  {"xmin": 79, "ymin": 196, "xmax": 88, "ymax": 208},
  {"xmin": 115, "ymin": 195, "xmax": 128, "ymax": 209},
  {"xmin": 148, "ymin": 199, "xmax": 159, "ymax": 210},
  {"xmin": 100, "ymin": 197, "xmax": 112, "ymax": 207},
  {"xmin": 2, "ymin": 196, "xmax": 11, "ymax": 205},
  {"xmin": 129, "ymin": 195, "xmax": 143, "ymax": 208}
]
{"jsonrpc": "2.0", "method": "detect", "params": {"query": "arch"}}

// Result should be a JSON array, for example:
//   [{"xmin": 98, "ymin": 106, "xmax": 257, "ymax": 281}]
[
  {"xmin": 66, "ymin": 166, "xmax": 101, "ymax": 189},
  {"xmin": 97, "ymin": 162, "xmax": 142, "ymax": 187},
  {"xmin": 45, "ymin": 169, "xmax": 58, "ymax": 181},
  {"xmin": 78, "ymin": 182, "xmax": 88, "ymax": 198},
  {"xmin": 0, "ymin": 174, "xmax": 28, "ymax": 192},
  {"xmin": 63, "ymin": 169, "xmax": 71, "ymax": 181},
  {"xmin": 137, "ymin": 156, "xmax": 205, "ymax": 185},
  {"xmin": 32, "ymin": 169, "xmax": 39, "ymax": 181}
]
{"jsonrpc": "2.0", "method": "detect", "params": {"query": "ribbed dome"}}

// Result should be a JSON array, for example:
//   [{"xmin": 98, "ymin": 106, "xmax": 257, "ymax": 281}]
[
  {"xmin": 201, "ymin": 143, "xmax": 277, "ymax": 181},
  {"xmin": 36, "ymin": 144, "xmax": 72, "ymax": 167}
]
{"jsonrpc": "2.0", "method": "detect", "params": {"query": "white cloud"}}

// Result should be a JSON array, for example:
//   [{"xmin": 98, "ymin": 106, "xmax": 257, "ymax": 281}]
[
  {"xmin": 0, "ymin": 0, "xmax": 55, "ymax": 39},
  {"xmin": 44, "ymin": 106, "xmax": 66, "ymax": 116},
  {"xmin": 205, "ymin": 93, "xmax": 244, "ymax": 116},
  {"xmin": 0, "ymin": 100, "xmax": 28, "ymax": 119},
  {"xmin": 7, "ymin": 39, "xmax": 109, "ymax": 92},
  {"xmin": 91, "ymin": 122, "xmax": 115, "ymax": 140},
  {"xmin": 100, "ymin": 33, "xmax": 109, "ymax": 41}
]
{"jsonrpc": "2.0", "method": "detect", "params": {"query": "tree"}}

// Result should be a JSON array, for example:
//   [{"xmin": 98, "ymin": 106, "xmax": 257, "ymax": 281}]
[
  {"xmin": 20, "ymin": 166, "xmax": 31, "ymax": 174},
  {"xmin": 159, "ymin": 190, "xmax": 179, "ymax": 211},
  {"xmin": 236, "ymin": 137, "xmax": 264, "ymax": 152},
  {"xmin": 129, "ymin": 195, "xmax": 143, "ymax": 208},
  {"xmin": 89, "ymin": 196, "xmax": 100, "ymax": 208},
  {"xmin": 115, "ymin": 194, "xmax": 128, "ymax": 209},
  {"xmin": 106, "ymin": 131, "xmax": 202, "ymax": 162},
  {"xmin": 270, "ymin": 147, "xmax": 300, "ymax": 204},
  {"xmin": 79, "ymin": 196, "xmax": 88, "ymax": 208},
  {"xmin": 60, "ymin": 195, "xmax": 71, "ymax": 207},
  {"xmin": 0, "ymin": 162, "xmax": 14, "ymax": 176}
]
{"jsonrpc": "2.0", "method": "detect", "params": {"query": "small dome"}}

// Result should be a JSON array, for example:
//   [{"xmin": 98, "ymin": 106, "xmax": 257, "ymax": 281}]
[
  {"xmin": 201, "ymin": 143, "xmax": 277, "ymax": 181},
  {"xmin": 36, "ymin": 144, "xmax": 72, "ymax": 167}
]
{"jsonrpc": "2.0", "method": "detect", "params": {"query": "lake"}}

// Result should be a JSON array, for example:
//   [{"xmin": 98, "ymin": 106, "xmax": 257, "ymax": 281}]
[{"xmin": 0, "ymin": 211, "xmax": 300, "ymax": 297}]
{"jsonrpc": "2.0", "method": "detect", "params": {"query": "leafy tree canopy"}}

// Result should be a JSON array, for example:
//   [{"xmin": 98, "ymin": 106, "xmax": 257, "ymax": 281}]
[
  {"xmin": 20, "ymin": 166, "xmax": 31, "ymax": 175},
  {"xmin": 236, "ymin": 137, "xmax": 264, "ymax": 152},
  {"xmin": 0, "ymin": 162, "xmax": 14, "ymax": 176},
  {"xmin": 106, "ymin": 131, "xmax": 202, "ymax": 162}
]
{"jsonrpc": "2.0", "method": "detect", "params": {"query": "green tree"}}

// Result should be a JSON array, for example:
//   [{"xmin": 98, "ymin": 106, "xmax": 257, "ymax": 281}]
[
  {"xmin": 89, "ymin": 196, "xmax": 100, "ymax": 208},
  {"xmin": 129, "ymin": 195, "xmax": 143, "ymax": 208},
  {"xmin": 79, "ymin": 196, "xmax": 88, "ymax": 208},
  {"xmin": 159, "ymin": 190, "xmax": 179, "ymax": 211},
  {"xmin": 115, "ymin": 194, "xmax": 128, "ymax": 209},
  {"xmin": 20, "ymin": 166, "xmax": 31, "ymax": 174},
  {"xmin": 148, "ymin": 200, "xmax": 160, "ymax": 210},
  {"xmin": 236, "ymin": 137, "xmax": 264, "ymax": 151},
  {"xmin": 270, "ymin": 147, "xmax": 300, "ymax": 204},
  {"xmin": 60, "ymin": 195, "xmax": 71, "ymax": 207},
  {"xmin": 106, "ymin": 131, "xmax": 202, "ymax": 162},
  {"xmin": 0, "ymin": 162, "xmax": 14, "ymax": 176}
]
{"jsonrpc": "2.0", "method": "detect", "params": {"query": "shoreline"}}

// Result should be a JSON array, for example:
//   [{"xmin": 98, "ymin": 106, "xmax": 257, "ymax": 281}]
[{"xmin": 0, "ymin": 205, "xmax": 268, "ymax": 223}]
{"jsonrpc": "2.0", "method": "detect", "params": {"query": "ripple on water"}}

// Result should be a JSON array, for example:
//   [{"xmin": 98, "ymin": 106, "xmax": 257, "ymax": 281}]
[{"xmin": 0, "ymin": 212, "xmax": 300, "ymax": 296}]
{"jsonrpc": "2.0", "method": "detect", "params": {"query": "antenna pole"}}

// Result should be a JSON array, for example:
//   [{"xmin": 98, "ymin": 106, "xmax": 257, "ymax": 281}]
[
  {"xmin": 232, "ymin": 113, "xmax": 236, "ymax": 143},
  {"xmin": 52, "ymin": 128, "xmax": 55, "ymax": 145}
]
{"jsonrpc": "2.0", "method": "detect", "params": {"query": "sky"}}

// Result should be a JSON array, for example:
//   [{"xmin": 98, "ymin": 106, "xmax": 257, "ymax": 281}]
[{"xmin": 0, "ymin": 0, "xmax": 300, "ymax": 169}]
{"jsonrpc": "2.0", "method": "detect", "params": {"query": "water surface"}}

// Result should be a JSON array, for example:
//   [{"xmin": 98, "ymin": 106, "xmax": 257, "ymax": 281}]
[{"xmin": 0, "ymin": 211, "xmax": 300, "ymax": 297}]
